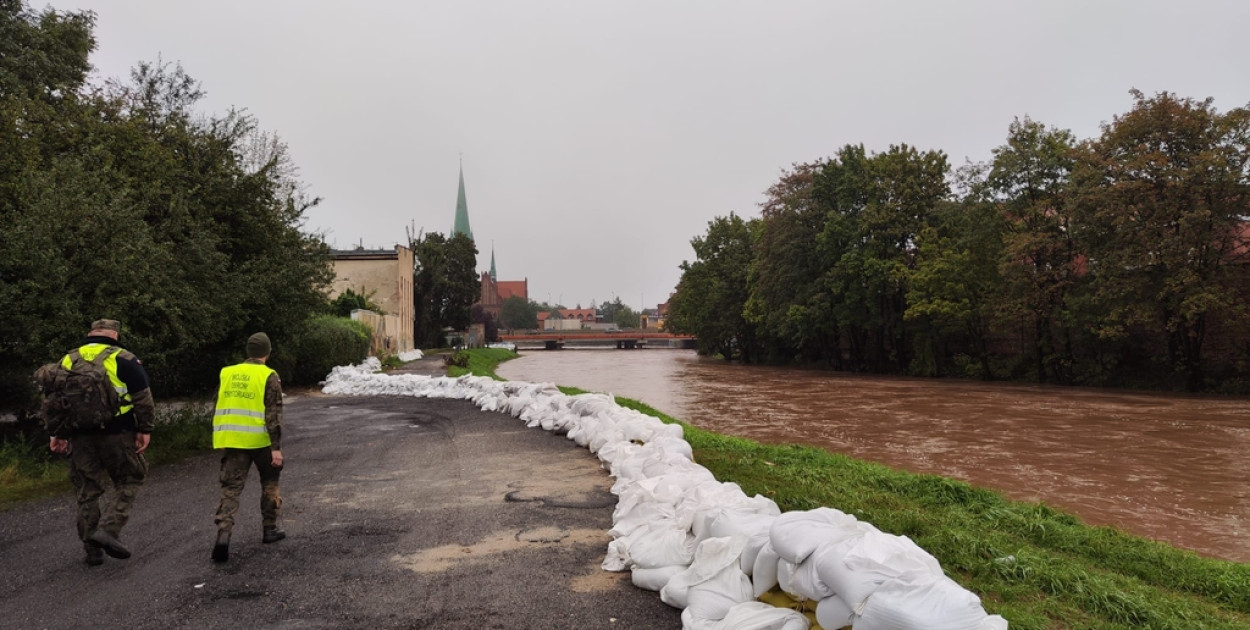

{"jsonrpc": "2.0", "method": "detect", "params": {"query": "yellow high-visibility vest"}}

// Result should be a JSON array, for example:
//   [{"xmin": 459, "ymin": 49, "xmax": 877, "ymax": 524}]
[
  {"xmin": 213, "ymin": 363, "xmax": 275, "ymax": 449},
  {"xmin": 62, "ymin": 344, "xmax": 133, "ymax": 415}
]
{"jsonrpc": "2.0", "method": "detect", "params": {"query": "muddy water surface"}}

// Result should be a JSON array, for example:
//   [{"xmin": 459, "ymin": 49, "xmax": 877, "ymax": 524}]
[{"xmin": 497, "ymin": 349, "xmax": 1250, "ymax": 563}]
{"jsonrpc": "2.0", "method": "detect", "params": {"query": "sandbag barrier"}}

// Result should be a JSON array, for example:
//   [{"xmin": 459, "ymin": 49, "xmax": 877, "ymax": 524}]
[{"xmin": 323, "ymin": 359, "xmax": 1008, "ymax": 630}]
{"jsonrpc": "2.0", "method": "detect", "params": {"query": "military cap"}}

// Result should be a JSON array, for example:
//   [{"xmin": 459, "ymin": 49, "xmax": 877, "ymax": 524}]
[{"xmin": 247, "ymin": 332, "xmax": 272, "ymax": 358}]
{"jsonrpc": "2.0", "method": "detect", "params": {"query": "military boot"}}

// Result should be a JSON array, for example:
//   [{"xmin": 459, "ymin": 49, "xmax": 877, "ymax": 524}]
[
  {"xmin": 88, "ymin": 529, "xmax": 131, "ymax": 559},
  {"xmin": 84, "ymin": 545, "xmax": 104, "ymax": 566},
  {"xmin": 262, "ymin": 526, "xmax": 286, "ymax": 544},
  {"xmin": 211, "ymin": 530, "xmax": 230, "ymax": 563}
]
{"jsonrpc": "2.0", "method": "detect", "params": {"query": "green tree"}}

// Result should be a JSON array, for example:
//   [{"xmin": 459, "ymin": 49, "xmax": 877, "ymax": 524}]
[
  {"xmin": 0, "ymin": 1, "xmax": 98, "ymax": 407},
  {"xmin": 91, "ymin": 60, "xmax": 333, "ymax": 392},
  {"xmin": 500, "ymin": 296, "xmax": 538, "ymax": 330},
  {"xmin": 330, "ymin": 288, "xmax": 383, "ymax": 317},
  {"xmin": 813, "ymin": 144, "xmax": 950, "ymax": 372},
  {"xmin": 598, "ymin": 297, "xmax": 640, "ymax": 329},
  {"xmin": 471, "ymin": 304, "xmax": 499, "ymax": 343},
  {"xmin": 744, "ymin": 162, "xmax": 831, "ymax": 364},
  {"xmin": 905, "ymin": 200, "xmax": 1006, "ymax": 378},
  {"xmin": 0, "ymin": 2, "xmax": 333, "ymax": 405},
  {"xmin": 1069, "ymin": 90, "xmax": 1250, "ymax": 390},
  {"xmin": 445, "ymin": 232, "xmax": 480, "ymax": 331},
  {"xmin": 410, "ymin": 230, "xmax": 479, "ymax": 347},
  {"xmin": 0, "ymin": 0, "xmax": 93, "ymax": 103},
  {"xmin": 984, "ymin": 117, "xmax": 1081, "ymax": 383},
  {"xmin": 598, "ymin": 297, "xmax": 626, "ymax": 325},
  {"xmin": 667, "ymin": 213, "xmax": 759, "ymax": 360},
  {"xmin": 613, "ymin": 305, "xmax": 641, "ymax": 330}
]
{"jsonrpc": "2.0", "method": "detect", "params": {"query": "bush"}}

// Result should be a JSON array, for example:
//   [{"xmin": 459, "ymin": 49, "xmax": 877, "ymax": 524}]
[
  {"xmin": 271, "ymin": 315, "xmax": 370, "ymax": 387},
  {"xmin": 443, "ymin": 351, "xmax": 470, "ymax": 369}
]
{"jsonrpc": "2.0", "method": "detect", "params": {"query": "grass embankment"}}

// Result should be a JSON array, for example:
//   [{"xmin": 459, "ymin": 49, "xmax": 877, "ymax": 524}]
[
  {"xmin": 0, "ymin": 404, "xmax": 213, "ymax": 510},
  {"xmin": 461, "ymin": 348, "xmax": 1250, "ymax": 630}
]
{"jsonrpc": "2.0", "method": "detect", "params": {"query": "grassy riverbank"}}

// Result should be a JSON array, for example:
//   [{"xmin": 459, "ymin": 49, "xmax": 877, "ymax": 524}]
[
  {"xmin": 0, "ymin": 405, "xmax": 213, "ymax": 510},
  {"xmin": 458, "ymin": 348, "xmax": 1250, "ymax": 630}
]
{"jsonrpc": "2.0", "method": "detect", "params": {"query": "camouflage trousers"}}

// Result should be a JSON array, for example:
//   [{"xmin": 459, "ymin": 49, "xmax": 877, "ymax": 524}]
[
  {"xmin": 214, "ymin": 448, "xmax": 282, "ymax": 532},
  {"xmin": 68, "ymin": 432, "xmax": 148, "ymax": 547}
]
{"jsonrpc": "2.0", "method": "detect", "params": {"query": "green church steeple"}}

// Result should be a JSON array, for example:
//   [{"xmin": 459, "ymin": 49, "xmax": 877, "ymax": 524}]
[
  {"xmin": 489, "ymin": 247, "xmax": 497, "ymax": 281},
  {"xmin": 452, "ymin": 163, "xmax": 473, "ymax": 240}
]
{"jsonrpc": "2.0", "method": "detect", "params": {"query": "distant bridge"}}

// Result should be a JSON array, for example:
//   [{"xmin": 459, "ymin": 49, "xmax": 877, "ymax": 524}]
[{"xmin": 498, "ymin": 331, "xmax": 696, "ymax": 350}]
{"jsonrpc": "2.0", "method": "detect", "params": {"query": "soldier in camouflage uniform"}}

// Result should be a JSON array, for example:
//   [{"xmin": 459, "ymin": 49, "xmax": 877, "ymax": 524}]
[
  {"xmin": 211, "ymin": 332, "xmax": 285, "ymax": 563},
  {"xmin": 45, "ymin": 319, "xmax": 156, "ymax": 566}
]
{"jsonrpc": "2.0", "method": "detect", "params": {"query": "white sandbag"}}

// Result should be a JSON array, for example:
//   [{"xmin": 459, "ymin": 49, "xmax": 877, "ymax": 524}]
[
  {"xmin": 698, "ymin": 507, "xmax": 777, "ymax": 575},
  {"xmin": 679, "ymin": 481, "xmax": 751, "ymax": 532},
  {"xmin": 603, "ymin": 538, "xmax": 631, "ymax": 571},
  {"xmin": 644, "ymin": 450, "xmax": 705, "ymax": 479},
  {"xmin": 982, "ymin": 615, "xmax": 1009, "ymax": 630},
  {"xmin": 816, "ymin": 529, "xmax": 943, "ymax": 609},
  {"xmin": 643, "ymin": 434, "xmax": 695, "ymax": 460},
  {"xmin": 739, "ymin": 527, "xmax": 773, "ymax": 578},
  {"xmin": 614, "ymin": 452, "xmax": 711, "ymax": 492},
  {"xmin": 661, "ymin": 535, "xmax": 748, "ymax": 610},
  {"xmin": 621, "ymin": 521, "xmax": 696, "ymax": 570},
  {"xmin": 708, "ymin": 497, "xmax": 782, "ymax": 530},
  {"xmin": 777, "ymin": 552, "xmax": 834, "ymax": 601},
  {"xmin": 552, "ymin": 409, "xmax": 580, "ymax": 436},
  {"xmin": 814, "ymin": 595, "xmax": 854, "ymax": 630},
  {"xmin": 587, "ymin": 421, "xmax": 626, "ymax": 454},
  {"xmin": 632, "ymin": 564, "xmax": 687, "ymax": 592},
  {"xmin": 614, "ymin": 474, "xmax": 697, "ymax": 522},
  {"xmin": 769, "ymin": 507, "xmax": 863, "ymax": 564},
  {"xmin": 685, "ymin": 567, "xmax": 754, "ymax": 622},
  {"xmin": 623, "ymin": 418, "xmax": 685, "ymax": 444},
  {"xmin": 853, "ymin": 574, "xmax": 1000, "ymax": 630},
  {"xmin": 714, "ymin": 602, "xmax": 809, "ymax": 630},
  {"xmin": 682, "ymin": 607, "xmax": 719, "ymax": 630},
  {"xmin": 570, "ymin": 392, "xmax": 616, "ymax": 417},
  {"xmin": 609, "ymin": 501, "xmax": 677, "ymax": 538},
  {"xmin": 596, "ymin": 439, "xmax": 640, "ymax": 468},
  {"xmin": 751, "ymin": 542, "xmax": 781, "ymax": 597}
]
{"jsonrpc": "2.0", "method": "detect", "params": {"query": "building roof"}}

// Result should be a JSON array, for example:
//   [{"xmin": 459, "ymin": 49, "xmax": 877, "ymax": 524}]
[
  {"xmin": 330, "ymin": 247, "xmax": 402, "ymax": 261},
  {"xmin": 496, "ymin": 280, "xmax": 527, "ymax": 301},
  {"xmin": 538, "ymin": 308, "xmax": 595, "ymax": 322}
]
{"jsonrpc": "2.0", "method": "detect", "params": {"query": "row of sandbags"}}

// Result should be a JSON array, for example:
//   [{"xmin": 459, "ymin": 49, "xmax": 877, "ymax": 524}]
[{"xmin": 321, "ymin": 360, "xmax": 1008, "ymax": 630}]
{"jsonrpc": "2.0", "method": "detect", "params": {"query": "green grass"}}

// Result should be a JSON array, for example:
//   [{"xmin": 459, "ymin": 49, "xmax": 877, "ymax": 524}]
[
  {"xmin": 445, "ymin": 348, "xmax": 519, "ymax": 379},
  {"xmin": 146, "ymin": 403, "xmax": 214, "ymax": 466},
  {"xmin": 0, "ymin": 437, "xmax": 71, "ymax": 508},
  {"xmin": 0, "ymin": 403, "xmax": 214, "ymax": 510},
  {"xmin": 464, "ymin": 348, "xmax": 1250, "ymax": 630}
]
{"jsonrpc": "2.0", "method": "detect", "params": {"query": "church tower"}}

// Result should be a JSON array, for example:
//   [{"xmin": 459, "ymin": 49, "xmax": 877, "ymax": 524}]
[{"xmin": 452, "ymin": 163, "xmax": 473, "ymax": 240}]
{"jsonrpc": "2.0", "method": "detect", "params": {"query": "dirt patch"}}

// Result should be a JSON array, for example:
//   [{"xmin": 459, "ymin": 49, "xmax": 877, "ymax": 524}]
[
  {"xmin": 570, "ymin": 561, "xmax": 632, "ymax": 593},
  {"xmin": 391, "ymin": 527, "xmax": 609, "ymax": 574}
]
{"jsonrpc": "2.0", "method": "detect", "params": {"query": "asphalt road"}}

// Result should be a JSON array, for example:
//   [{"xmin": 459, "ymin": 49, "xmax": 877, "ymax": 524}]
[{"xmin": 0, "ymin": 387, "xmax": 682, "ymax": 629}]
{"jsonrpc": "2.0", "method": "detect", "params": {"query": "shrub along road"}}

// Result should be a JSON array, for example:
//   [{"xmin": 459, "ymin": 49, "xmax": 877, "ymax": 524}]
[{"xmin": 0, "ymin": 393, "xmax": 681, "ymax": 629}]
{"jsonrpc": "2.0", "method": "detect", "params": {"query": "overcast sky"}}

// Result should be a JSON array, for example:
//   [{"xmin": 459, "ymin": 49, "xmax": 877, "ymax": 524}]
[{"xmin": 49, "ymin": 0, "xmax": 1250, "ymax": 311}]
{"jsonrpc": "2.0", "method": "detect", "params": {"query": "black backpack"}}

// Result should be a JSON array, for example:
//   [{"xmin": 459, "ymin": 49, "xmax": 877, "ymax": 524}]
[{"xmin": 34, "ymin": 347, "xmax": 123, "ymax": 437}]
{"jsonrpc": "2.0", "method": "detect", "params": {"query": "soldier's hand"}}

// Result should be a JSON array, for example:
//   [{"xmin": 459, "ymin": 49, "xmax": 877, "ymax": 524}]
[
  {"xmin": 271, "ymin": 449, "xmax": 283, "ymax": 468},
  {"xmin": 49, "ymin": 437, "xmax": 69, "ymax": 454},
  {"xmin": 135, "ymin": 432, "xmax": 150, "ymax": 454}
]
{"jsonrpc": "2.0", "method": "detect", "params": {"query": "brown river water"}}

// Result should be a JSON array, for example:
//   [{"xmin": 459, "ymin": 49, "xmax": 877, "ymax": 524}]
[{"xmin": 497, "ymin": 349, "xmax": 1250, "ymax": 563}]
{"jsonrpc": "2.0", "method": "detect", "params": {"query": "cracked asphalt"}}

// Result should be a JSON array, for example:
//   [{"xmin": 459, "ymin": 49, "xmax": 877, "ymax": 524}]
[{"xmin": 0, "ymin": 378, "xmax": 681, "ymax": 629}]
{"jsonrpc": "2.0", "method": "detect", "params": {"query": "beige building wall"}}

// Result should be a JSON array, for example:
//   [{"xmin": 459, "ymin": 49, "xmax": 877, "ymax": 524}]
[{"xmin": 329, "ymin": 245, "xmax": 414, "ymax": 353}]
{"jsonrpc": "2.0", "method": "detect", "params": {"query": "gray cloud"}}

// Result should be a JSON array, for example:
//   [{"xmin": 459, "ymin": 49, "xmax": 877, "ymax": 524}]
[{"xmin": 58, "ymin": 0, "xmax": 1250, "ymax": 310}]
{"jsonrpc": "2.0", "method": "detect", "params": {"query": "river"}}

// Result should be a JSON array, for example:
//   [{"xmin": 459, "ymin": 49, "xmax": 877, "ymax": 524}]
[{"xmin": 496, "ymin": 348, "xmax": 1250, "ymax": 563}]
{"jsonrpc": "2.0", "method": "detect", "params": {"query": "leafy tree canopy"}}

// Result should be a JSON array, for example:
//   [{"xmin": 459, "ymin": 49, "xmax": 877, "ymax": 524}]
[{"xmin": 1, "ymin": 1, "xmax": 333, "ymax": 407}]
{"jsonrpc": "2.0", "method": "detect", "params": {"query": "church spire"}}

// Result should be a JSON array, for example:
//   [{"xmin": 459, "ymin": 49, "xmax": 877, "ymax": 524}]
[
  {"xmin": 452, "ymin": 161, "xmax": 473, "ymax": 240},
  {"xmin": 490, "ymin": 245, "xmax": 497, "ymax": 282}
]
